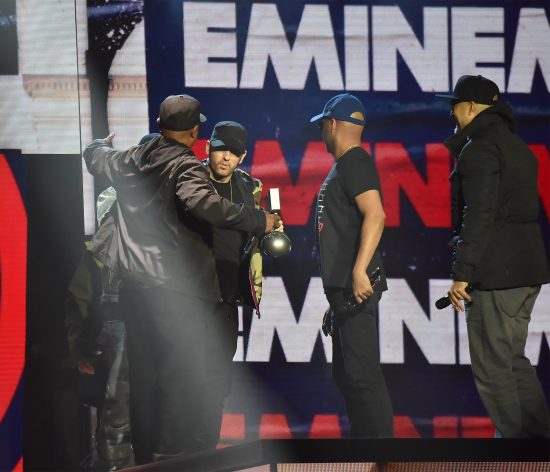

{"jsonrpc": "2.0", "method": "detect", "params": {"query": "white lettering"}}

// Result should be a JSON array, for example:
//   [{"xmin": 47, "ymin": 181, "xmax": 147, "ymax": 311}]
[
  {"xmin": 372, "ymin": 6, "xmax": 448, "ymax": 92},
  {"xmin": 379, "ymin": 279, "xmax": 456, "ymax": 364},
  {"xmin": 451, "ymin": 7, "xmax": 505, "ymax": 90},
  {"xmin": 344, "ymin": 6, "xmax": 369, "ymax": 91},
  {"xmin": 183, "ymin": 2, "xmax": 237, "ymax": 88},
  {"xmin": 240, "ymin": 4, "xmax": 343, "ymax": 90},
  {"xmin": 245, "ymin": 277, "xmax": 331, "ymax": 362},
  {"xmin": 508, "ymin": 8, "xmax": 550, "ymax": 93},
  {"xmin": 526, "ymin": 284, "xmax": 550, "ymax": 366},
  {"xmin": 457, "ymin": 308, "xmax": 470, "ymax": 365},
  {"xmin": 241, "ymin": 277, "xmax": 549, "ymax": 365},
  {"xmin": 233, "ymin": 307, "xmax": 245, "ymax": 362}
]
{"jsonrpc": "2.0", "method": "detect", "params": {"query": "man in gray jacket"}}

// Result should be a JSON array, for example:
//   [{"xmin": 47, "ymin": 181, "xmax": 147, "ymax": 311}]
[
  {"xmin": 84, "ymin": 94, "xmax": 280, "ymax": 462},
  {"xmin": 437, "ymin": 75, "xmax": 550, "ymax": 438}
]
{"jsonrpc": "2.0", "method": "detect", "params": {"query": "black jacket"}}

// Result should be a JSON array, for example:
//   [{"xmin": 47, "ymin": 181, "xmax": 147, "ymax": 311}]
[
  {"xmin": 202, "ymin": 159, "xmax": 264, "ymax": 313},
  {"xmin": 83, "ymin": 135, "xmax": 266, "ymax": 302},
  {"xmin": 65, "ymin": 214, "xmax": 121, "ymax": 360},
  {"xmin": 445, "ymin": 101, "xmax": 550, "ymax": 290}
]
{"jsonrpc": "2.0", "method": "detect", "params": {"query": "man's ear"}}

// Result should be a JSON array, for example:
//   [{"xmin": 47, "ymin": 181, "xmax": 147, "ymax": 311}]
[
  {"xmin": 190, "ymin": 124, "xmax": 199, "ymax": 139},
  {"xmin": 206, "ymin": 140, "xmax": 211, "ymax": 155},
  {"xmin": 329, "ymin": 118, "xmax": 337, "ymax": 133},
  {"xmin": 239, "ymin": 150, "xmax": 247, "ymax": 165},
  {"xmin": 156, "ymin": 117, "xmax": 161, "ymax": 129}
]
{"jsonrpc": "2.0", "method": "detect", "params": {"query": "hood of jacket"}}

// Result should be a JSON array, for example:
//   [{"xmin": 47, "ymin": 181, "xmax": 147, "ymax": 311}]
[
  {"xmin": 444, "ymin": 101, "xmax": 517, "ymax": 155},
  {"xmin": 130, "ymin": 134, "xmax": 195, "ymax": 170}
]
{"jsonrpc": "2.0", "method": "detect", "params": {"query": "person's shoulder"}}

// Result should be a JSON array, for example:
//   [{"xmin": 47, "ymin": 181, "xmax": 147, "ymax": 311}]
[
  {"xmin": 171, "ymin": 150, "xmax": 209, "ymax": 181},
  {"xmin": 235, "ymin": 167, "xmax": 262, "ymax": 189},
  {"xmin": 342, "ymin": 146, "xmax": 371, "ymax": 160},
  {"xmin": 461, "ymin": 136, "xmax": 498, "ymax": 159},
  {"xmin": 459, "ymin": 138, "xmax": 500, "ymax": 173},
  {"xmin": 337, "ymin": 146, "xmax": 373, "ymax": 170}
]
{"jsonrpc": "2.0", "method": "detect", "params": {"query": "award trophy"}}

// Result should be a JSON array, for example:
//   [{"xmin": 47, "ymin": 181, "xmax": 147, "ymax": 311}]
[{"xmin": 261, "ymin": 188, "xmax": 291, "ymax": 258}]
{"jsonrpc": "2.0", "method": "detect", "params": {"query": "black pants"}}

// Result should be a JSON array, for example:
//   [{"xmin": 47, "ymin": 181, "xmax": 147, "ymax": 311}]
[
  {"xmin": 326, "ymin": 290, "xmax": 394, "ymax": 438},
  {"xmin": 120, "ymin": 287, "xmax": 212, "ymax": 464},
  {"xmin": 199, "ymin": 302, "xmax": 239, "ymax": 450},
  {"xmin": 466, "ymin": 286, "xmax": 550, "ymax": 438}
]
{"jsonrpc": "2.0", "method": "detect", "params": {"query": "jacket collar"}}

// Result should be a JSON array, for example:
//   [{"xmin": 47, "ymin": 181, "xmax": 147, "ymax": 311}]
[{"xmin": 443, "ymin": 101, "xmax": 515, "ymax": 155}]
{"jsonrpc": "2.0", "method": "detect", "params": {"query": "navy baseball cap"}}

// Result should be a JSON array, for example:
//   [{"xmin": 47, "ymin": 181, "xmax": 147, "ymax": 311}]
[
  {"xmin": 158, "ymin": 94, "xmax": 207, "ymax": 131},
  {"xmin": 210, "ymin": 121, "xmax": 247, "ymax": 156},
  {"xmin": 310, "ymin": 93, "xmax": 366, "ymax": 126},
  {"xmin": 436, "ymin": 75, "xmax": 500, "ymax": 105}
]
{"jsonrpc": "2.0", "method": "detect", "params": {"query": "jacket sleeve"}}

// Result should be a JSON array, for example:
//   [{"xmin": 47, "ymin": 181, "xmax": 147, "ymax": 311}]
[
  {"xmin": 452, "ymin": 141, "xmax": 500, "ymax": 282},
  {"xmin": 83, "ymin": 139, "xmax": 132, "ymax": 183},
  {"xmin": 176, "ymin": 159, "xmax": 266, "ymax": 233}
]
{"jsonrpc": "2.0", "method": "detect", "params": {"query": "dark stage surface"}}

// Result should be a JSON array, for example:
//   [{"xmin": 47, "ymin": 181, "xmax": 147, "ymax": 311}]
[{"xmin": 125, "ymin": 438, "xmax": 550, "ymax": 472}]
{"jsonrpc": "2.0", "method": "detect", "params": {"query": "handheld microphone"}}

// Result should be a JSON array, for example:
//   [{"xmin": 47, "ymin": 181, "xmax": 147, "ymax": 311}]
[
  {"xmin": 434, "ymin": 286, "xmax": 472, "ymax": 310},
  {"xmin": 435, "ymin": 296, "xmax": 453, "ymax": 310}
]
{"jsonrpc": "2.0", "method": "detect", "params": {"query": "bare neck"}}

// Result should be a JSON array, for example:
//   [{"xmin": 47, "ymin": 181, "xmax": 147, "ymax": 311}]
[
  {"xmin": 161, "ymin": 130, "xmax": 195, "ymax": 148},
  {"xmin": 334, "ymin": 139, "xmax": 361, "ymax": 160}
]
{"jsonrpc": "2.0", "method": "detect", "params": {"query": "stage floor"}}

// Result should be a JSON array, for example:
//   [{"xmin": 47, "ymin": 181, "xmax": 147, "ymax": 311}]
[{"xmin": 125, "ymin": 438, "xmax": 550, "ymax": 472}]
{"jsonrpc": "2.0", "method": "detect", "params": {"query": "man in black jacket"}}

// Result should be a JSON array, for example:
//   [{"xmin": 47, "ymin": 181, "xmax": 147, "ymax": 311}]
[
  {"xmin": 83, "ymin": 95, "xmax": 280, "ymax": 462},
  {"xmin": 199, "ymin": 121, "xmax": 265, "ymax": 449},
  {"xmin": 437, "ymin": 75, "xmax": 550, "ymax": 438}
]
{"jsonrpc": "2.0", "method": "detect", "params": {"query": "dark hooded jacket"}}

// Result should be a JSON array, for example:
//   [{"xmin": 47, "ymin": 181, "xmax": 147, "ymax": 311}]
[
  {"xmin": 445, "ymin": 101, "xmax": 550, "ymax": 290},
  {"xmin": 83, "ymin": 135, "xmax": 266, "ymax": 302}
]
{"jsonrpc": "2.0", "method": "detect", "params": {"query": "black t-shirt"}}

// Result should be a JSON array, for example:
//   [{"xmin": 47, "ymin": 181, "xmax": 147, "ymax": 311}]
[
  {"xmin": 211, "ymin": 179, "xmax": 246, "ymax": 303},
  {"xmin": 315, "ymin": 146, "xmax": 387, "ymax": 291}
]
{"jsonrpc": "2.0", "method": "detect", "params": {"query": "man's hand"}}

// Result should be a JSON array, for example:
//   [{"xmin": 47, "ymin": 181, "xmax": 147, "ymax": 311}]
[
  {"xmin": 75, "ymin": 348, "xmax": 102, "ymax": 375},
  {"xmin": 264, "ymin": 212, "xmax": 282, "ymax": 233},
  {"xmin": 448, "ymin": 280, "xmax": 471, "ymax": 312},
  {"xmin": 77, "ymin": 358, "xmax": 95, "ymax": 375},
  {"xmin": 104, "ymin": 132, "xmax": 115, "ymax": 144},
  {"xmin": 352, "ymin": 268, "xmax": 374, "ymax": 304}
]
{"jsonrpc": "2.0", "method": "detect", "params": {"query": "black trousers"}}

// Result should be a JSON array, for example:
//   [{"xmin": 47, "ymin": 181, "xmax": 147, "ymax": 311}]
[
  {"xmin": 199, "ymin": 302, "xmax": 239, "ymax": 450},
  {"xmin": 120, "ymin": 287, "xmax": 213, "ymax": 464},
  {"xmin": 326, "ymin": 290, "xmax": 394, "ymax": 438},
  {"xmin": 466, "ymin": 286, "xmax": 550, "ymax": 438}
]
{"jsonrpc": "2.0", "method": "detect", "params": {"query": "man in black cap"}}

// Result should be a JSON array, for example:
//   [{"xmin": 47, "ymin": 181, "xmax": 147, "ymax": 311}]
[
  {"xmin": 84, "ymin": 95, "xmax": 281, "ymax": 462},
  {"xmin": 437, "ymin": 75, "xmax": 550, "ymax": 437},
  {"xmin": 197, "ymin": 120, "xmax": 267, "ymax": 449},
  {"xmin": 310, "ymin": 94, "xmax": 393, "ymax": 438}
]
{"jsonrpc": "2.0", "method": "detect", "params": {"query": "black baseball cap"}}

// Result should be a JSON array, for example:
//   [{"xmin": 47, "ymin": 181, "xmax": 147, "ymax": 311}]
[
  {"xmin": 158, "ymin": 94, "xmax": 207, "ymax": 131},
  {"xmin": 310, "ymin": 93, "xmax": 366, "ymax": 126},
  {"xmin": 210, "ymin": 121, "xmax": 247, "ymax": 156},
  {"xmin": 435, "ymin": 75, "xmax": 500, "ymax": 105}
]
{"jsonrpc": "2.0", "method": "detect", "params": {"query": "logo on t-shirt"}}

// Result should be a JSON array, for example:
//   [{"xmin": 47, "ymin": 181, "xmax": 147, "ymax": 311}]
[{"xmin": 316, "ymin": 182, "xmax": 327, "ymax": 233}]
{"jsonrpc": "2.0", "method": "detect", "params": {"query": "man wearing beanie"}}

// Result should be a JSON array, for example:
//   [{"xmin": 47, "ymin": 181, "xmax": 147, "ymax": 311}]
[
  {"xmin": 84, "ymin": 95, "xmax": 280, "ymax": 463},
  {"xmin": 437, "ymin": 75, "xmax": 550, "ymax": 438}
]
